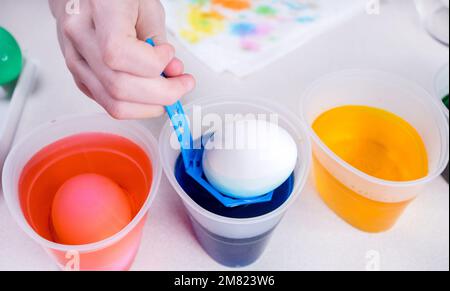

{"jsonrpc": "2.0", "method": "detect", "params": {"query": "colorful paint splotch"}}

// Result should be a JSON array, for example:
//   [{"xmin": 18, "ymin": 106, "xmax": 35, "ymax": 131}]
[
  {"xmin": 180, "ymin": 6, "xmax": 225, "ymax": 43},
  {"xmin": 173, "ymin": 0, "xmax": 320, "ymax": 49},
  {"xmin": 213, "ymin": 0, "xmax": 252, "ymax": 11},
  {"xmin": 255, "ymin": 5, "xmax": 278, "ymax": 17},
  {"xmin": 164, "ymin": 0, "xmax": 363, "ymax": 76}
]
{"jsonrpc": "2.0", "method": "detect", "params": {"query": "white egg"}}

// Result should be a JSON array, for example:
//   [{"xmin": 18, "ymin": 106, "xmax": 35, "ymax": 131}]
[{"xmin": 202, "ymin": 119, "xmax": 298, "ymax": 199}]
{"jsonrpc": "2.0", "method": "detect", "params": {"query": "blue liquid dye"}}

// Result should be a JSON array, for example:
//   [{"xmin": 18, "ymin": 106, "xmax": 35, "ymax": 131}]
[
  {"xmin": 190, "ymin": 217, "xmax": 275, "ymax": 268},
  {"xmin": 174, "ymin": 154, "xmax": 295, "ymax": 267},
  {"xmin": 174, "ymin": 154, "xmax": 295, "ymax": 219}
]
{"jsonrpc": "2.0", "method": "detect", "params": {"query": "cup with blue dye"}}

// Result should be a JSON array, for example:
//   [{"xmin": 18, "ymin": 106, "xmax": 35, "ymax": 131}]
[{"xmin": 159, "ymin": 97, "xmax": 312, "ymax": 267}]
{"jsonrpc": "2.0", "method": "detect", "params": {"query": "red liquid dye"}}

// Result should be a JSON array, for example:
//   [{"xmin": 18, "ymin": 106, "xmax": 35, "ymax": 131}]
[{"xmin": 18, "ymin": 133, "xmax": 153, "ymax": 270}]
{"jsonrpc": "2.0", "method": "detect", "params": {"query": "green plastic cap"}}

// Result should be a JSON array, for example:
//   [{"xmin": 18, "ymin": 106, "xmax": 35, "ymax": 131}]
[{"xmin": 0, "ymin": 27, "xmax": 23, "ymax": 85}]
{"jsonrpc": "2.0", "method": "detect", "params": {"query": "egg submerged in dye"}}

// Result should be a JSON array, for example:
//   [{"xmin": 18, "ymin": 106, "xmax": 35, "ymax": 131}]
[
  {"xmin": 202, "ymin": 119, "xmax": 298, "ymax": 199},
  {"xmin": 51, "ymin": 174, "xmax": 133, "ymax": 245}
]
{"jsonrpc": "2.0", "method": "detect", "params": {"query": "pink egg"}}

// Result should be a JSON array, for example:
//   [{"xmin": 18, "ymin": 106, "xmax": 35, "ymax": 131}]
[{"xmin": 51, "ymin": 174, "xmax": 133, "ymax": 245}]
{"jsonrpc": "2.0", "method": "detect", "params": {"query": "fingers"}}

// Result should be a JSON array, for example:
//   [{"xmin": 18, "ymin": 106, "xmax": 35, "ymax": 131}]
[
  {"xmin": 59, "ymin": 15, "xmax": 166, "ymax": 119},
  {"xmin": 165, "ymin": 58, "xmax": 185, "ymax": 77},
  {"xmin": 66, "ymin": 22, "xmax": 195, "ymax": 106},
  {"xmin": 57, "ymin": 0, "xmax": 196, "ymax": 118},
  {"xmin": 57, "ymin": 23, "xmax": 93, "ymax": 99},
  {"xmin": 90, "ymin": 0, "xmax": 174, "ymax": 77},
  {"xmin": 106, "ymin": 72, "xmax": 195, "ymax": 105},
  {"xmin": 68, "ymin": 56, "xmax": 166, "ymax": 119}
]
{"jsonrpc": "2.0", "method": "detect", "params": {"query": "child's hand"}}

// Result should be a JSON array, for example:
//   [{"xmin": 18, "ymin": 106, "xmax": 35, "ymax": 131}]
[{"xmin": 49, "ymin": 0, "xmax": 195, "ymax": 119}]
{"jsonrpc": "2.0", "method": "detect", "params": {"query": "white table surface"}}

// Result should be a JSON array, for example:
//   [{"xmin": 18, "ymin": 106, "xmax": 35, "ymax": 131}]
[{"xmin": 0, "ymin": 0, "xmax": 449, "ymax": 271}]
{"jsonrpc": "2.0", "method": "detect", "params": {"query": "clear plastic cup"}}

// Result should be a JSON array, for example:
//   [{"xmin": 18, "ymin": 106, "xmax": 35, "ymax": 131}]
[
  {"xmin": 300, "ymin": 70, "xmax": 449, "ymax": 233},
  {"xmin": 2, "ymin": 114, "xmax": 161, "ymax": 271},
  {"xmin": 435, "ymin": 63, "xmax": 449, "ymax": 182},
  {"xmin": 159, "ymin": 96, "xmax": 312, "ymax": 268},
  {"xmin": 415, "ymin": 0, "xmax": 449, "ymax": 45},
  {"xmin": 435, "ymin": 63, "xmax": 449, "ymax": 118}
]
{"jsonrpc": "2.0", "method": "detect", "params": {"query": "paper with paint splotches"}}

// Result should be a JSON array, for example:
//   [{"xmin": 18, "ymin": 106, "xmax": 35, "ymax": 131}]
[{"xmin": 164, "ymin": 0, "xmax": 364, "ymax": 76}]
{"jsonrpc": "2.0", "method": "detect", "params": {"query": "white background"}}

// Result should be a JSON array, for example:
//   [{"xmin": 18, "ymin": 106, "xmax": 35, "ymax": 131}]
[{"xmin": 0, "ymin": 0, "xmax": 449, "ymax": 271}]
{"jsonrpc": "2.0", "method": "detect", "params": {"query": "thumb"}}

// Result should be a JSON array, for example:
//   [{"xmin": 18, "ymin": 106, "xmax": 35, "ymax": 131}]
[
  {"xmin": 136, "ymin": 0, "xmax": 167, "ymax": 45},
  {"xmin": 136, "ymin": 1, "xmax": 186, "ymax": 77}
]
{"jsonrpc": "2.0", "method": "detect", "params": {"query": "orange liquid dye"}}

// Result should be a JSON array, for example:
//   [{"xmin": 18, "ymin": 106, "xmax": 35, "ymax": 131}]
[
  {"xmin": 19, "ymin": 133, "xmax": 153, "ymax": 270},
  {"xmin": 312, "ymin": 106, "xmax": 428, "ymax": 233}
]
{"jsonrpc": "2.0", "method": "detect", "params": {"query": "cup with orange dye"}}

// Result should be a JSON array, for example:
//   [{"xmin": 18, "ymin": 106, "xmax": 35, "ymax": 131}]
[
  {"xmin": 301, "ymin": 70, "xmax": 449, "ymax": 233},
  {"xmin": 2, "ymin": 114, "xmax": 161, "ymax": 270}
]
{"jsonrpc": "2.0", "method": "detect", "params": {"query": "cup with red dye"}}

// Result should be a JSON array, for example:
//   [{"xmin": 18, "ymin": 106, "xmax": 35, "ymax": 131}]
[{"xmin": 2, "ymin": 114, "xmax": 161, "ymax": 271}]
